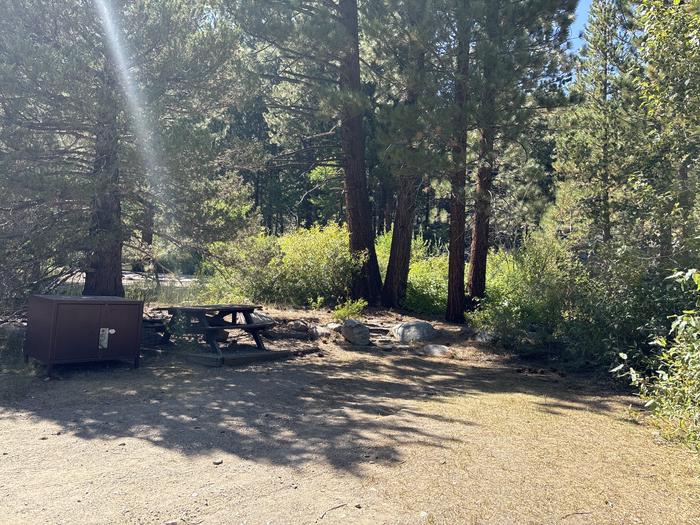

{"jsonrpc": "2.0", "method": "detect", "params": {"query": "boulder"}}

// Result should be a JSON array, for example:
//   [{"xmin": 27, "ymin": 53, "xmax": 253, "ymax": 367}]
[
  {"xmin": 287, "ymin": 320, "xmax": 309, "ymax": 332},
  {"xmin": 310, "ymin": 326, "xmax": 332, "ymax": 339},
  {"xmin": 417, "ymin": 344, "xmax": 453, "ymax": 358},
  {"xmin": 250, "ymin": 312, "xmax": 277, "ymax": 326},
  {"xmin": 326, "ymin": 322, "xmax": 343, "ymax": 333},
  {"xmin": 341, "ymin": 319, "xmax": 371, "ymax": 346},
  {"xmin": 391, "ymin": 321, "xmax": 437, "ymax": 343}
]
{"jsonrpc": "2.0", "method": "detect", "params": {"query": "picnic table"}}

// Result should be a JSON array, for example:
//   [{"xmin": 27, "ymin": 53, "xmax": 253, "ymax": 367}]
[{"xmin": 153, "ymin": 304, "xmax": 274, "ymax": 363}]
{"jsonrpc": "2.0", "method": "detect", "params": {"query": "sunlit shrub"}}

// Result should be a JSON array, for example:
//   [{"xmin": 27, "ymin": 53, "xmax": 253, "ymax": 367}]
[
  {"xmin": 468, "ymin": 235, "xmax": 589, "ymax": 354},
  {"xmin": 332, "ymin": 298, "xmax": 368, "ymax": 320},
  {"xmin": 202, "ymin": 224, "xmax": 363, "ymax": 307},
  {"xmin": 375, "ymin": 229, "xmax": 449, "ymax": 315},
  {"xmin": 403, "ymin": 254, "xmax": 450, "ymax": 314},
  {"xmin": 470, "ymin": 232, "xmax": 696, "ymax": 368},
  {"xmin": 620, "ymin": 271, "xmax": 700, "ymax": 449}
]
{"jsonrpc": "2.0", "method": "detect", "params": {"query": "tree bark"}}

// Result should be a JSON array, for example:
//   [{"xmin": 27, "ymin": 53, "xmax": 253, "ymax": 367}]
[
  {"xmin": 381, "ymin": 39, "xmax": 426, "ymax": 308},
  {"xmin": 338, "ymin": 0, "xmax": 383, "ymax": 304},
  {"xmin": 83, "ymin": 60, "xmax": 124, "ymax": 297},
  {"xmin": 382, "ymin": 178, "xmax": 420, "ymax": 307},
  {"xmin": 466, "ymin": 131, "xmax": 495, "ymax": 305},
  {"xmin": 446, "ymin": 3, "xmax": 472, "ymax": 324},
  {"xmin": 465, "ymin": 0, "xmax": 499, "ymax": 310}
]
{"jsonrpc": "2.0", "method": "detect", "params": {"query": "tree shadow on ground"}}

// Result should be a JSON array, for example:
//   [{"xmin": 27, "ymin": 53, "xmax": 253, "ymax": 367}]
[{"xmin": 0, "ymin": 342, "xmax": 629, "ymax": 475}]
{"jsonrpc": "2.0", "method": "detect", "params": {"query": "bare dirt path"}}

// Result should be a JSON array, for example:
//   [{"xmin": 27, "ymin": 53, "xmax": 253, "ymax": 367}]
[{"xmin": 1, "ymin": 315, "xmax": 699, "ymax": 525}]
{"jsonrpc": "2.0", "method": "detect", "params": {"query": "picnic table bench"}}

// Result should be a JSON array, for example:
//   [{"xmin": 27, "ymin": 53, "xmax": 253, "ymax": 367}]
[{"xmin": 152, "ymin": 304, "xmax": 274, "ymax": 364}]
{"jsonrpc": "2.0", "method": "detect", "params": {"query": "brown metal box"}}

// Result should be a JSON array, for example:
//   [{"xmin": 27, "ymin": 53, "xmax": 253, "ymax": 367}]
[{"xmin": 25, "ymin": 295, "xmax": 143, "ymax": 372}]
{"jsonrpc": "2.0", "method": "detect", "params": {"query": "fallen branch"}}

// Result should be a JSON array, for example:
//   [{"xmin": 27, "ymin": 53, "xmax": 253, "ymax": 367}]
[{"xmin": 318, "ymin": 503, "xmax": 347, "ymax": 520}]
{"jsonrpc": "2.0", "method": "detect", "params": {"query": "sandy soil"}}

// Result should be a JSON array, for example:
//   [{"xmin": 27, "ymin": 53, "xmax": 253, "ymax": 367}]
[{"xmin": 1, "ymin": 309, "xmax": 699, "ymax": 525}]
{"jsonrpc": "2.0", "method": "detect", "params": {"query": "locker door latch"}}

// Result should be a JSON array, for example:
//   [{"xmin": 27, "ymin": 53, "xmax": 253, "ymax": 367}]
[{"xmin": 99, "ymin": 328, "xmax": 117, "ymax": 350}]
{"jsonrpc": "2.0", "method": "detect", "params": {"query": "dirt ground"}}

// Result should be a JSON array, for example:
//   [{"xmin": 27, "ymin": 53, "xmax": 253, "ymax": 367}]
[{"xmin": 1, "ymin": 309, "xmax": 699, "ymax": 525}]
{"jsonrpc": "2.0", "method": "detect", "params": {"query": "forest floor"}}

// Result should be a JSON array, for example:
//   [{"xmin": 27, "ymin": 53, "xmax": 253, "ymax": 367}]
[{"xmin": 1, "ymin": 308, "xmax": 699, "ymax": 525}]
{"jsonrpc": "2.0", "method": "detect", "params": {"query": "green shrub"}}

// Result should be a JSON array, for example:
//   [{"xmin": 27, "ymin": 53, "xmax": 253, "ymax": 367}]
[
  {"xmin": 469, "ymin": 234, "xmax": 696, "ymax": 368},
  {"xmin": 374, "ymin": 229, "xmax": 450, "ymax": 315},
  {"xmin": 468, "ymin": 235, "xmax": 589, "ymax": 354},
  {"xmin": 332, "ymin": 298, "xmax": 368, "ymax": 320},
  {"xmin": 375, "ymin": 229, "xmax": 434, "ymax": 278},
  {"xmin": 622, "ymin": 270, "xmax": 700, "ymax": 449},
  {"xmin": 202, "ymin": 224, "xmax": 363, "ymax": 307},
  {"xmin": 403, "ymin": 254, "xmax": 450, "ymax": 314}
]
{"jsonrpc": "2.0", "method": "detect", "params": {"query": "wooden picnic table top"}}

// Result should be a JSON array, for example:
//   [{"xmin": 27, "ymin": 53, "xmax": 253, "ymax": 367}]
[{"xmin": 153, "ymin": 304, "xmax": 261, "ymax": 314}]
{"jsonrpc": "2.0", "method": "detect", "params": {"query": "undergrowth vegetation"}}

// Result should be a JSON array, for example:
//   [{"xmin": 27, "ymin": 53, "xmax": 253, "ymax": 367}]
[
  {"xmin": 468, "ymin": 235, "xmax": 694, "ymax": 369},
  {"xmin": 200, "ymin": 224, "xmax": 363, "ymax": 307},
  {"xmin": 621, "ymin": 271, "xmax": 700, "ymax": 450},
  {"xmin": 200, "ymin": 225, "xmax": 451, "ymax": 314}
]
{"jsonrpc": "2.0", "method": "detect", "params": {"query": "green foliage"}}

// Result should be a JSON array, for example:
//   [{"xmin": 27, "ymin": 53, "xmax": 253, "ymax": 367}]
[
  {"xmin": 202, "ymin": 224, "xmax": 363, "ymax": 307},
  {"xmin": 332, "ymin": 299, "xmax": 368, "ymax": 321},
  {"xmin": 376, "ymin": 229, "xmax": 450, "ymax": 315},
  {"xmin": 403, "ymin": 254, "xmax": 450, "ymax": 315},
  {"xmin": 468, "ymin": 236, "xmax": 589, "ymax": 354},
  {"xmin": 622, "ymin": 271, "xmax": 700, "ymax": 449},
  {"xmin": 468, "ymin": 230, "xmax": 696, "ymax": 368}
]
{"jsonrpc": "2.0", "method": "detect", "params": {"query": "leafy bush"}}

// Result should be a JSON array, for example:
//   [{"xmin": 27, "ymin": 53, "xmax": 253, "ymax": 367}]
[
  {"xmin": 332, "ymin": 298, "xmax": 368, "ymax": 320},
  {"xmin": 468, "ymin": 235, "xmax": 589, "ymax": 354},
  {"xmin": 622, "ymin": 270, "xmax": 700, "ymax": 449},
  {"xmin": 375, "ymin": 229, "xmax": 434, "ymax": 276},
  {"xmin": 403, "ymin": 254, "xmax": 450, "ymax": 314},
  {"xmin": 468, "ymin": 235, "xmax": 693, "ymax": 367},
  {"xmin": 202, "ymin": 224, "xmax": 363, "ymax": 307}
]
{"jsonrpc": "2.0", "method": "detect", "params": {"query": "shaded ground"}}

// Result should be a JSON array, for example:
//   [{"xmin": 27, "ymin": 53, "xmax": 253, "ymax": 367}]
[{"xmin": 1, "ymin": 310, "xmax": 699, "ymax": 524}]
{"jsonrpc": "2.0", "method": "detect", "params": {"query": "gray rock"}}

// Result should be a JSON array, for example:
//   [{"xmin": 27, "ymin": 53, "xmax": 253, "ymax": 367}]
[
  {"xmin": 250, "ymin": 312, "xmax": 277, "ymax": 326},
  {"xmin": 326, "ymin": 322, "xmax": 343, "ymax": 333},
  {"xmin": 391, "ymin": 321, "xmax": 437, "ymax": 343},
  {"xmin": 417, "ymin": 344, "xmax": 453, "ymax": 357},
  {"xmin": 310, "ymin": 326, "xmax": 332, "ymax": 339},
  {"xmin": 341, "ymin": 319, "xmax": 371, "ymax": 346},
  {"xmin": 287, "ymin": 320, "xmax": 309, "ymax": 332}
]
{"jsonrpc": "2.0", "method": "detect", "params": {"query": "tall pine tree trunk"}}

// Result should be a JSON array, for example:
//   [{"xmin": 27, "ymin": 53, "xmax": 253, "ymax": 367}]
[
  {"xmin": 83, "ymin": 60, "xmax": 124, "ymax": 297},
  {"xmin": 382, "ymin": 45, "xmax": 426, "ymax": 308},
  {"xmin": 338, "ymin": 0, "xmax": 382, "ymax": 304},
  {"xmin": 382, "ymin": 177, "xmax": 420, "ymax": 307},
  {"xmin": 466, "ymin": 130, "xmax": 495, "ymax": 304},
  {"xmin": 466, "ymin": 1, "xmax": 498, "ymax": 309},
  {"xmin": 446, "ymin": 4, "xmax": 472, "ymax": 323}
]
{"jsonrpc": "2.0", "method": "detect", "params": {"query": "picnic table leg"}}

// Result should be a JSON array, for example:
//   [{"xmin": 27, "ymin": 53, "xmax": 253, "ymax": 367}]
[
  {"xmin": 161, "ymin": 311, "xmax": 180, "ymax": 345},
  {"xmin": 243, "ymin": 311, "xmax": 267, "ymax": 351},
  {"xmin": 198, "ymin": 313, "xmax": 224, "ymax": 365}
]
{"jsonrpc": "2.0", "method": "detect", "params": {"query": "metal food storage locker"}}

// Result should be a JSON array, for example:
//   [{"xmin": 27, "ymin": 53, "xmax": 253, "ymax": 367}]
[{"xmin": 25, "ymin": 295, "xmax": 144, "ymax": 373}]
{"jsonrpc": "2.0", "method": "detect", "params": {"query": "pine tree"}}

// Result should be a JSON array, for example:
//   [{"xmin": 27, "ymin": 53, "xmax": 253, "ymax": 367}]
[
  {"xmin": 0, "ymin": 0, "xmax": 239, "ymax": 298},
  {"xmin": 228, "ymin": 0, "xmax": 384, "ymax": 303},
  {"xmin": 463, "ymin": 0, "xmax": 576, "ymax": 309},
  {"xmin": 365, "ymin": 0, "xmax": 445, "ymax": 308},
  {"xmin": 635, "ymin": 0, "xmax": 700, "ymax": 261},
  {"xmin": 554, "ymin": 0, "xmax": 634, "ymax": 251}
]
